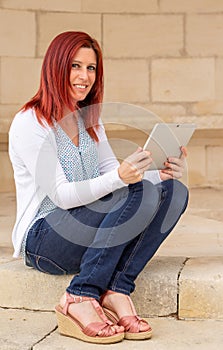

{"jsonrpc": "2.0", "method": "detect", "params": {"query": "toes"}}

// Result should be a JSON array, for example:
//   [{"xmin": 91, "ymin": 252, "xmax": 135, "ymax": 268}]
[
  {"xmin": 113, "ymin": 325, "xmax": 124, "ymax": 333},
  {"xmin": 139, "ymin": 320, "xmax": 152, "ymax": 332}
]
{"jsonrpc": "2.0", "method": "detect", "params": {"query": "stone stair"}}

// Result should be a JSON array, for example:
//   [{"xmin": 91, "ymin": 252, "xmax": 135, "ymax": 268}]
[
  {"xmin": 1, "ymin": 189, "xmax": 223, "ymax": 349},
  {"xmin": 0, "ymin": 190, "xmax": 223, "ymax": 320}
]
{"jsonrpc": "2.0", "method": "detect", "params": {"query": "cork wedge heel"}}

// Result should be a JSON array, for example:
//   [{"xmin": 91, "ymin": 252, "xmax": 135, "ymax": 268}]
[{"xmin": 55, "ymin": 293, "xmax": 124, "ymax": 344}]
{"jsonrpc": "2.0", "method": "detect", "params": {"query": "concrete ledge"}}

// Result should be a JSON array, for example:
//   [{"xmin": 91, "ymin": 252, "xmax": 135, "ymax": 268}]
[
  {"xmin": 1, "ymin": 256, "xmax": 223, "ymax": 319},
  {"xmin": 0, "ymin": 259, "xmax": 71, "ymax": 311},
  {"xmin": 132, "ymin": 256, "xmax": 186, "ymax": 317},
  {"xmin": 179, "ymin": 257, "xmax": 223, "ymax": 320},
  {"xmin": 0, "ymin": 257, "xmax": 185, "ymax": 316}
]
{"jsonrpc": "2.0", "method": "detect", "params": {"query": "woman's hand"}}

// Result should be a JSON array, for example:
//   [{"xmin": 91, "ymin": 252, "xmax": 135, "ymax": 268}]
[
  {"xmin": 159, "ymin": 146, "xmax": 188, "ymax": 181},
  {"xmin": 118, "ymin": 147, "xmax": 153, "ymax": 184}
]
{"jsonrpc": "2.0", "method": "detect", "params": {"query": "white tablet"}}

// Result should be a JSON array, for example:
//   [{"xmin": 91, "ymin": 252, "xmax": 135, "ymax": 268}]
[{"xmin": 143, "ymin": 123, "xmax": 196, "ymax": 170}]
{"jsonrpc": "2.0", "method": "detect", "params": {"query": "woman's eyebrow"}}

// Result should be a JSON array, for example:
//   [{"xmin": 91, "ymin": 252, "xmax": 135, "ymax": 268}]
[{"xmin": 72, "ymin": 59, "xmax": 97, "ymax": 66}]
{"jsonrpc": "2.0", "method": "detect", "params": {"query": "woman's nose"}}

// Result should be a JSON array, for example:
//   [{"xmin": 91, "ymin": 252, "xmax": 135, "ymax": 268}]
[{"xmin": 78, "ymin": 68, "xmax": 88, "ymax": 80}]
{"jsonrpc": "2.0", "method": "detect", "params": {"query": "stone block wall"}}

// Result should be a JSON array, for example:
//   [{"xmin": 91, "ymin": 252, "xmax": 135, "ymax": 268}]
[{"xmin": 0, "ymin": 0, "xmax": 223, "ymax": 190}]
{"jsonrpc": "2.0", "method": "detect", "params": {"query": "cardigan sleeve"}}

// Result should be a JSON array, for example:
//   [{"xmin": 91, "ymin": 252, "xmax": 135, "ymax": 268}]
[{"xmin": 9, "ymin": 111, "xmax": 126, "ymax": 210}]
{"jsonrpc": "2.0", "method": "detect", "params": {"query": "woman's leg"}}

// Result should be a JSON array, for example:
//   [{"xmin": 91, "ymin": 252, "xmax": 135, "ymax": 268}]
[
  {"xmin": 25, "ymin": 180, "xmax": 160, "ymax": 299},
  {"xmin": 25, "ymin": 186, "xmax": 138, "ymax": 276},
  {"xmin": 25, "ymin": 180, "xmax": 160, "ymax": 339},
  {"xmin": 107, "ymin": 179, "xmax": 189, "ymax": 295},
  {"xmin": 100, "ymin": 179, "xmax": 188, "ymax": 338},
  {"xmin": 65, "ymin": 180, "xmax": 161, "ymax": 299}
]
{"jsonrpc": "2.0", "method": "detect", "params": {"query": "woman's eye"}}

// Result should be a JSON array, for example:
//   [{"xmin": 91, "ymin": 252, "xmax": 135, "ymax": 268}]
[
  {"xmin": 88, "ymin": 65, "xmax": 96, "ymax": 71},
  {"xmin": 72, "ymin": 63, "xmax": 79, "ymax": 68}
]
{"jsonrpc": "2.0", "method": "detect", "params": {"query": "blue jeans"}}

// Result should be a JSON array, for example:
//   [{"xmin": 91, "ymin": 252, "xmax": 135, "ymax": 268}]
[{"xmin": 26, "ymin": 179, "xmax": 188, "ymax": 300}]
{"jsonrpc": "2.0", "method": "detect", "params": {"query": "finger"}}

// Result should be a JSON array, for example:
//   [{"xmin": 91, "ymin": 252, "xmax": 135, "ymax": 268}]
[
  {"xmin": 166, "ymin": 157, "xmax": 184, "ymax": 167},
  {"xmin": 181, "ymin": 146, "xmax": 188, "ymax": 158},
  {"xmin": 164, "ymin": 161, "xmax": 183, "ymax": 173},
  {"xmin": 167, "ymin": 147, "xmax": 187, "ymax": 164},
  {"xmin": 128, "ymin": 149, "xmax": 151, "ymax": 163},
  {"xmin": 161, "ymin": 169, "xmax": 182, "ymax": 179},
  {"xmin": 129, "ymin": 164, "xmax": 143, "ymax": 180},
  {"xmin": 136, "ymin": 157, "xmax": 153, "ymax": 171}
]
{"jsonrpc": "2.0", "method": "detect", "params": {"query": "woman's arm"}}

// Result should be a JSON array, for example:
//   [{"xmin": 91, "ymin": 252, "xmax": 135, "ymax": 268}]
[{"xmin": 9, "ymin": 112, "xmax": 126, "ymax": 210}]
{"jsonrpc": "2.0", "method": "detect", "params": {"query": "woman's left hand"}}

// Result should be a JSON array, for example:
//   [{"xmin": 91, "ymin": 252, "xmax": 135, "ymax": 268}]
[{"xmin": 159, "ymin": 146, "xmax": 187, "ymax": 181}]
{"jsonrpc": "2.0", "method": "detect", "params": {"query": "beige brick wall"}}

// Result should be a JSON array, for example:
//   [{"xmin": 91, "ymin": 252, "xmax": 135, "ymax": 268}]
[
  {"xmin": 38, "ymin": 13, "xmax": 101, "ymax": 56},
  {"xmin": 160, "ymin": 0, "xmax": 223, "ymax": 13},
  {"xmin": 103, "ymin": 15, "xmax": 183, "ymax": 58},
  {"xmin": 0, "ymin": 9, "xmax": 36, "ymax": 56},
  {"xmin": 187, "ymin": 15, "xmax": 223, "ymax": 56},
  {"xmin": 0, "ymin": 0, "xmax": 223, "ymax": 190},
  {"xmin": 104, "ymin": 59, "xmax": 149, "ymax": 103},
  {"xmin": 152, "ymin": 58, "xmax": 215, "ymax": 102},
  {"xmin": 1, "ymin": 58, "xmax": 42, "ymax": 104}
]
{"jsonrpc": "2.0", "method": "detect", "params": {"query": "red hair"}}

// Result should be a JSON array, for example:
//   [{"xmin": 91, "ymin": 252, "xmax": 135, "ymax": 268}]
[{"xmin": 22, "ymin": 31, "xmax": 104, "ymax": 141}]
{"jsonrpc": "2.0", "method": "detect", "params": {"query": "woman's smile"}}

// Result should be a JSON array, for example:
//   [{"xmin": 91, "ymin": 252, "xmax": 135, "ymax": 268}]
[{"xmin": 70, "ymin": 47, "xmax": 97, "ymax": 102}]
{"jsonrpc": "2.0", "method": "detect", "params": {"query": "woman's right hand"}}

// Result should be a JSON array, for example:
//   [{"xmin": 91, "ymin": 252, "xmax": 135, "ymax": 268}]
[{"xmin": 118, "ymin": 147, "xmax": 153, "ymax": 184}]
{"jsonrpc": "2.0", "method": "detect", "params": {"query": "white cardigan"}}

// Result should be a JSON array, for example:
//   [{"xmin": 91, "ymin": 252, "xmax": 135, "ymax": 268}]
[{"xmin": 9, "ymin": 109, "xmax": 161, "ymax": 258}]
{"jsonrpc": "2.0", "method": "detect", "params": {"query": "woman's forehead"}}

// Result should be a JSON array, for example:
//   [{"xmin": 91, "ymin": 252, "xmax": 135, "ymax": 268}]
[{"xmin": 72, "ymin": 47, "xmax": 97, "ymax": 63}]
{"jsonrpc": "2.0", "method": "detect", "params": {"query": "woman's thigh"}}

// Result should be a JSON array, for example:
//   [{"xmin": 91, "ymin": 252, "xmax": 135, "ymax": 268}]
[
  {"xmin": 25, "ymin": 181, "xmax": 159, "ymax": 275},
  {"xmin": 25, "ymin": 188, "xmax": 131, "ymax": 275},
  {"xmin": 25, "ymin": 214, "xmax": 88, "ymax": 275}
]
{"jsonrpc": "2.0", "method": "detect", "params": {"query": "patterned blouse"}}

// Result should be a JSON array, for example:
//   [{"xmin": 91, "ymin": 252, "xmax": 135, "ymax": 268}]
[{"xmin": 20, "ymin": 115, "xmax": 100, "ymax": 257}]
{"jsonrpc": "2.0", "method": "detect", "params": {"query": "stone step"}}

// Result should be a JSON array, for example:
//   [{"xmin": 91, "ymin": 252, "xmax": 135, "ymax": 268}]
[
  {"xmin": 1, "ymin": 190, "xmax": 223, "ymax": 323},
  {"xmin": 1, "ymin": 308, "xmax": 223, "ymax": 350},
  {"xmin": 1, "ymin": 256, "xmax": 223, "ymax": 320}
]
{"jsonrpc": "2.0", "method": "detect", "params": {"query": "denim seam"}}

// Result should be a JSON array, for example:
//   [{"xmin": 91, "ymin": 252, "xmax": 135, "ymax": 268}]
[
  {"xmin": 76, "ymin": 187, "xmax": 140, "ymax": 292},
  {"xmin": 26, "ymin": 251, "xmax": 67, "ymax": 274},
  {"xmin": 110, "ymin": 229, "xmax": 146, "ymax": 292},
  {"xmin": 110, "ymin": 186, "xmax": 162, "ymax": 292},
  {"xmin": 65, "ymin": 289, "xmax": 100, "ymax": 301},
  {"xmin": 26, "ymin": 227, "xmax": 48, "ymax": 255}
]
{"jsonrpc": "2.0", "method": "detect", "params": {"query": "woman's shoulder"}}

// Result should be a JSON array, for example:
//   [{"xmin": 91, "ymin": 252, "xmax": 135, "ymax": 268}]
[{"xmin": 10, "ymin": 108, "xmax": 50, "ymax": 134}]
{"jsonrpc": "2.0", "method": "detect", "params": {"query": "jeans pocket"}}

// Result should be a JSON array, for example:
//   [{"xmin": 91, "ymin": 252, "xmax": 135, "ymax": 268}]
[{"xmin": 26, "ymin": 252, "xmax": 67, "ymax": 275}]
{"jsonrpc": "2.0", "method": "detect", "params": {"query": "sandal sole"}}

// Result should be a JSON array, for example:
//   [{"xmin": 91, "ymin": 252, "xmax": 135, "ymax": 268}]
[
  {"xmin": 55, "ymin": 306, "xmax": 124, "ymax": 344},
  {"xmin": 125, "ymin": 330, "xmax": 153, "ymax": 340}
]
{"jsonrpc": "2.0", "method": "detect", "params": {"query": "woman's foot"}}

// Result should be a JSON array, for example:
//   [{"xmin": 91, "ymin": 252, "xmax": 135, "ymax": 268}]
[
  {"xmin": 60, "ymin": 292, "xmax": 106, "ymax": 332},
  {"xmin": 100, "ymin": 290, "xmax": 152, "ymax": 340},
  {"xmin": 56, "ymin": 292, "xmax": 124, "ymax": 343}
]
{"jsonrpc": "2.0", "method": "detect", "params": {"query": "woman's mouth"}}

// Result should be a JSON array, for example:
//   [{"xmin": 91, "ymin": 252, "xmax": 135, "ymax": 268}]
[{"xmin": 74, "ymin": 84, "xmax": 88, "ymax": 89}]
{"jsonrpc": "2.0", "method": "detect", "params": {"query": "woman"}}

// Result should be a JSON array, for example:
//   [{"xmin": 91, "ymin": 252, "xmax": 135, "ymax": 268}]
[{"xmin": 9, "ymin": 31, "xmax": 188, "ymax": 344}]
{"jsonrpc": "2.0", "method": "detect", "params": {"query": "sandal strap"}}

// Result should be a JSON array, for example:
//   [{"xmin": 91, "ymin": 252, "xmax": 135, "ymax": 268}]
[
  {"xmin": 101, "ymin": 290, "xmax": 152, "ymax": 333},
  {"xmin": 63, "ymin": 293, "xmax": 113, "ymax": 326},
  {"xmin": 118, "ymin": 315, "xmax": 150, "ymax": 333},
  {"xmin": 90, "ymin": 298, "xmax": 113, "ymax": 325},
  {"xmin": 62, "ymin": 292, "xmax": 95, "ymax": 315},
  {"xmin": 84, "ymin": 321, "xmax": 117, "ymax": 337},
  {"xmin": 59, "ymin": 292, "xmax": 124, "ymax": 338}
]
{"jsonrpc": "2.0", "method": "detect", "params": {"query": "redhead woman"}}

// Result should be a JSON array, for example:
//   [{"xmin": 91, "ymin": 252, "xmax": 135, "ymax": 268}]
[{"xmin": 9, "ymin": 31, "xmax": 188, "ymax": 344}]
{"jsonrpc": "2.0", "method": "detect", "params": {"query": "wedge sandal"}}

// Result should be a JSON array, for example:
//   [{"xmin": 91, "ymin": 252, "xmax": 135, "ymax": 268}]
[
  {"xmin": 55, "ymin": 292, "xmax": 124, "ymax": 344},
  {"xmin": 101, "ymin": 290, "xmax": 153, "ymax": 340}
]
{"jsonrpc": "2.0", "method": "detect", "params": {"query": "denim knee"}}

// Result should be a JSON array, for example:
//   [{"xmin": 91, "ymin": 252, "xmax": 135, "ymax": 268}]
[
  {"xmin": 168, "ymin": 179, "xmax": 189, "ymax": 212},
  {"xmin": 159, "ymin": 179, "xmax": 189, "ymax": 234},
  {"xmin": 129, "ymin": 180, "xmax": 161, "ymax": 221},
  {"xmin": 90, "ymin": 180, "xmax": 161, "ymax": 248}
]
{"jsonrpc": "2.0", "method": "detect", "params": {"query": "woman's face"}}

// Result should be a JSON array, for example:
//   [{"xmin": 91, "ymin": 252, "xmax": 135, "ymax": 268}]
[{"xmin": 69, "ymin": 47, "xmax": 97, "ymax": 102}]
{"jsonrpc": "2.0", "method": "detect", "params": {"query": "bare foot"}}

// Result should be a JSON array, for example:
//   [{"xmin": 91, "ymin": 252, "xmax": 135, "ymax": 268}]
[
  {"xmin": 59, "ymin": 293, "xmax": 123, "ymax": 335},
  {"xmin": 102, "ymin": 291, "xmax": 150, "ymax": 332}
]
